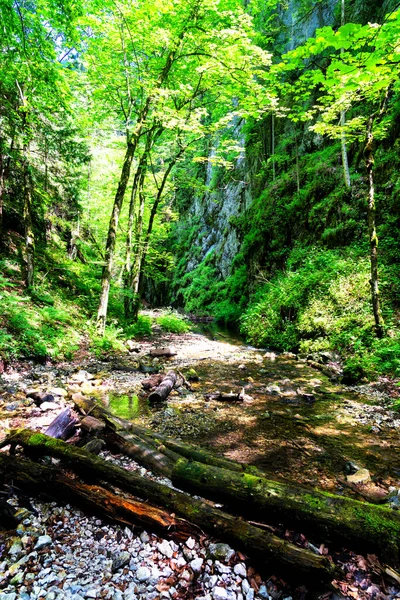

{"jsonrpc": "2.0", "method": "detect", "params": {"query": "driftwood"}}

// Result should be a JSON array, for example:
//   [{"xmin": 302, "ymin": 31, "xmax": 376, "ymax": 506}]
[
  {"xmin": 148, "ymin": 371, "xmax": 177, "ymax": 402},
  {"xmin": 2, "ymin": 430, "xmax": 337, "ymax": 582},
  {"xmin": 149, "ymin": 347, "xmax": 177, "ymax": 358},
  {"xmin": 45, "ymin": 407, "xmax": 79, "ymax": 440}
]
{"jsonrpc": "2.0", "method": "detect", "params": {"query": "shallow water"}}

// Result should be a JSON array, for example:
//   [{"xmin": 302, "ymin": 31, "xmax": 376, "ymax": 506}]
[{"xmin": 108, "ymin": 329, "xmax": 400, "ymax": 496}]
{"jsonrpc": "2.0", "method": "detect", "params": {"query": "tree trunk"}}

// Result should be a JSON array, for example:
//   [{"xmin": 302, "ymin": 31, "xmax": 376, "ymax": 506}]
[
  {"xmin": 96, "ymin": 140, "xmax": 135, "ymax": 333},
  {"xmin": 171, "ymin": 458, "xmax": 400, "ymax": 564},
  {"xmin": 340, "ymin": 0, "xmax": 351, "ymax": 190},
  {"xmin": 3, "ymin": 430, "xmax": 338, "ymax": 582},
  {"xmin": 271, "ymin": 113, "xmax": 276, "ymax": 182},
  {"xmin": 365, "ymin": 115, "xmax": 384, "ymax": 337},
  {"xmin": 69, "ymin": 400, "xmax": 400, "ymax": 564},
  {"xmin": 124, "ymin": 129, "xmax": 160, "ymax": 320},
  {"xmin": 23, "ymin": 160, "xmax": 35, "ymax": 289},
  {"xmin": 131, "ymin": 147, "xmax": 185, "ymax": 321}
]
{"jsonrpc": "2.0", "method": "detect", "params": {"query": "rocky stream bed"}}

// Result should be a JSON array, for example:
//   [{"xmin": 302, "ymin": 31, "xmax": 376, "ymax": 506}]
[{"xmin": 1, "ymin": 326, "xmax": 400, "ymax": 600}]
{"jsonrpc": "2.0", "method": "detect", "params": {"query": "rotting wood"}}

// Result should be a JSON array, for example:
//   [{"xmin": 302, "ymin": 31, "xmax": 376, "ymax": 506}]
[
  {"xmin": 103, "ymin": 429, "xmax": 177, "ymax": 478},
  {"xmin": 148, "ymin": 371, "xmax": 177, "ymax": 402},
  {"xmin": 69, "ymin": 399, "xmax": 400, "ymax": 564},
  {"xmin": 126, "ymin": 424, "xmax": 250, "ymax": 474},
  {"xmin": 80, "ymin": 416, "xmax": 106, "ymax": 435},
  {"xmin": 1, "ymin": 429, "xmax": 338, "ymax": 582},
  {"xmin": 45, "ymin": 407, "xmax": 79, "ymax": 440},
  {"xmin": 0, "ymin": 453, "xmax": 193, "ymax": 540}
]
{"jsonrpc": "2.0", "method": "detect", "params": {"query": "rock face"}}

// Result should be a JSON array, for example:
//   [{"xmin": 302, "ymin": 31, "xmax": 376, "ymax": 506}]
[{"xmin": 177, "ymin": 118, "xmax": 252, "ymax": 283}]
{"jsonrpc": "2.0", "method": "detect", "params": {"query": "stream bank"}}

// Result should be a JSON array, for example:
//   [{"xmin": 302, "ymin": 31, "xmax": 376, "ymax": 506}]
[{"xmin": 0, "ymin": 327, "xmax": 400, "ymax": 599}]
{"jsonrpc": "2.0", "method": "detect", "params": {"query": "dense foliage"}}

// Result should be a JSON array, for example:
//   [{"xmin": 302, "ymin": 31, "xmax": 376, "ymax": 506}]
[{"xmin": 0, "ymin": 0, "xmax": 399, "ymax": 383}]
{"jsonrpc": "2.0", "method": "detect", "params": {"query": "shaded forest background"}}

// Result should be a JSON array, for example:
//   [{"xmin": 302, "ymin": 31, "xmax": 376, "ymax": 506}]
[{"xmin": 1, "ymin": 0, "xmax": 400, "ymax": 384}]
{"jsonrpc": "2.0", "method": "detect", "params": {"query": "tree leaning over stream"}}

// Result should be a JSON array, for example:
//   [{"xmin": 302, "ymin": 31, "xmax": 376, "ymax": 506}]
[{"xmin": 87, "ymin": 0, "xmax": 272, "ymax": 332}]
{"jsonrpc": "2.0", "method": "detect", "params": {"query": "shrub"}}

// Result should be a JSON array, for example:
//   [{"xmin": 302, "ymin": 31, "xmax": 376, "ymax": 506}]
[
  {"xmin": 124, "ymin": 315, "xmax": 153, "ymax": 338},
  {"xmin": 157, "ymin": 312, "xmax": 190, "ymax": 333}
]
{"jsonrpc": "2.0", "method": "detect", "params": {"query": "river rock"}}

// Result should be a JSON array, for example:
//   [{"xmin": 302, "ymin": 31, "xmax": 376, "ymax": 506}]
[
  {"xmin": 34, "ymin": 535, "xmax": 52, "ymax": 550},
  {"xmin": 208, "ymin": 543, "xmax": 235, "ymax": 563},
  {"xmin": 8, "ymin": 538, "xmax": 23, "ymax": 556},
  {"xmin": 213, "ymin": 587, "xmax": 228, "ymax": 600},
  {"xmin": 50, "ymin": 387, "xmax": 67, "ymax": 397},
  {"xmin": 346, "ymin": 469, "xmax": 371, "ymax": 484},
  {"xmin": 112, "ymin": 551, "xmax": 131, "ymax": 572},
  {"xmin": 40, "ymin": 401, "xmax": 60, "ymax": 412},
  {"xmin": 190, "ymin": 557, "xmax": 204, "ymax": 573},
  {"xmin": 186, "ymin": 536, "xmax": 196, "ymax": 549},
  {"xmin": 157, "ymin": 539, "xmax": 173, "ymax": 558},
  {"xmin": 136, "ymin": 566, "xmax": 151, "ymax": 582},
  {"xmin": 233, "ymin": 563, "xmax": 247, "ymax": 578}
]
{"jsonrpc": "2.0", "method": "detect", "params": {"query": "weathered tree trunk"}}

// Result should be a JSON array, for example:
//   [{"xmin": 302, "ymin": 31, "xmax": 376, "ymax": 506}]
[
  {"xmin": 131, "ymin": 147, "xmax": 185, "ymax": 321},
  {"xmin": 171, "ymin": 458, "xmax": 400, "ymax": 564},
  {"xmin": 0, "ymin": 454, "xmax": 193, "ymax": 540},
  {"xmin": 45, "ymin": 407, "xmax": 79, "ymax": 440},
  {"xmin": 127, "ymin": 425, "xmax": 250, "ymax": 473},
  {"xmin": 103, "ymin": 429, "xmax": 177, "ymax": 478},
  {"xmin": 2, "ymin": 430, "xmax": 338, "ymax": 581},
  {"xmin": 96, "ymin": 140, "xmax": 135, "ymax": 333},
  {"xmin": 340, "ymin": 0, "xmax": 351, "ymax": 191},
  {"xmin": 365, "ymin": 111, "xmax": 385, "ymax": 337},
  {"xmin": 148, "ymin": 371, "xmax": 177, "ymax": 402},
  {"xmin": 22, "ymin": 144, "xmax": 35, "ymax": 289},
  {"xmin": 124, "ymin": 130, "xmax": 158, "ymax": 320}
]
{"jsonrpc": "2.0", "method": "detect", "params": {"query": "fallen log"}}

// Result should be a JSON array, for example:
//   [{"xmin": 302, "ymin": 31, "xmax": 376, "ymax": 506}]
[
  {"xmin": 148, "ymin": 371, "xmax": 177, "ymax": 402},
  {"xmin": 103, "ymin": 429, "xmax": 177, "ymax": 478},
  {"xmin": 149, "ymin": 347, "xmax": 177, "ymax": 358},
  {"xmin": 127, "ymin": 424, "xmax": 250, "ymax": 474},
  {"xmin": 69, "ymin": 399, "xmax": 400, "ymax": 564},
  {"xmin": 171, "ymin": 458, "xmax": 400, "ymax": 565},
  {"xmin": 2, "ymin": 430, "xmax": 337, "ymax": 582},
  {"xmin": 0, "ymin": 454, "xmax": 193, "ymax": 540},
  {"xmin": 45, "ymin": 407, "xmax": 79, "ymax": 440}
]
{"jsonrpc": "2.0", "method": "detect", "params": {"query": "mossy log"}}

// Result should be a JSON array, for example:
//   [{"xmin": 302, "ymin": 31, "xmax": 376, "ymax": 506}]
[
  {"xmin": 103, "ymin": 429, "xmax": 177, "ymax": 478},
  {"xmin": 127, "ymin": 424, "xmax": 251, "ymax": 474},
  {"xmin": 171, "ymin": 458, "xmax": 400, "ymax": 564},
  {"xmin": 2, "ymin": 429, "xmax": 337, "ymax": 582},
  {"xmin": 0, "ymin": 454, "xmax": 193, "ymax": 540},
  {"xmin": 73, "ymin": 397, "xmax": 254, "ymax": 475}
]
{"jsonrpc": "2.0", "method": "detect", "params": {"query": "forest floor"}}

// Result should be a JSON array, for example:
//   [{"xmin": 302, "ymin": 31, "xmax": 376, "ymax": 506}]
[{"xmin": 1, "ymin": 324, "xmax": 400, "ymax": 600}]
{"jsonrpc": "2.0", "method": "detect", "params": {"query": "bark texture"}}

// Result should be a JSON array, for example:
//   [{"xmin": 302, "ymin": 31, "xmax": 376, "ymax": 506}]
[{"xmin": 3, "ymin": 429, "xmax": 338, "ymax": 582}]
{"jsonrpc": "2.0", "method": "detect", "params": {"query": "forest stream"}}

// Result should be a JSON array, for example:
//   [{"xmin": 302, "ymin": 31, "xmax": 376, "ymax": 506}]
[{"xmin": 1, "ymin": 325, "xmax": 400, "ymax": 600}]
